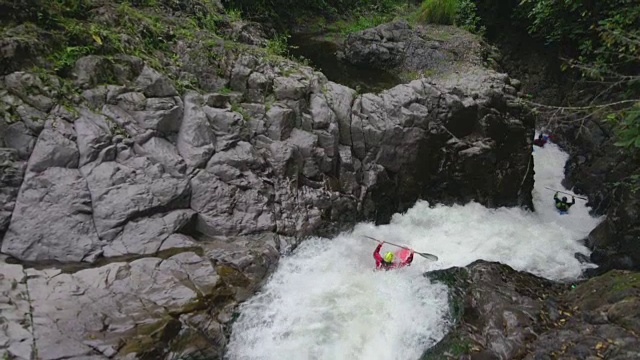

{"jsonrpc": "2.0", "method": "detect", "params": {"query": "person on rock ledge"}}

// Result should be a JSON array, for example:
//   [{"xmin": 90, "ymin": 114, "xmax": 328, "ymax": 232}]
[
  {"xmin": 373, "ymin": 240, "xmax": 414, "ymax": 270},
  {"xmin": 554, "ymin": 192, "xmax": 576, "ymax": 215}
]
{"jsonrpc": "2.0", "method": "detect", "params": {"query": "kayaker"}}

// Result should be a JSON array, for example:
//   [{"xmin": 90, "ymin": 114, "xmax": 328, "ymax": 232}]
[
  {"xmin": 554, "ymin": 192, "xmax": 576, "ymax": 214},
  {"xmin": 373, "ymin": 240, "xmax": 414, "ymax": 270}
]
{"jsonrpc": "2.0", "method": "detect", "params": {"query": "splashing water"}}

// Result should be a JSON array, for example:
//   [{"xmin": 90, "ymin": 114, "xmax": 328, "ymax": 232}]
[{"xmin": 226, "ymin": 136, "xmax": 604, "ymax": 360}]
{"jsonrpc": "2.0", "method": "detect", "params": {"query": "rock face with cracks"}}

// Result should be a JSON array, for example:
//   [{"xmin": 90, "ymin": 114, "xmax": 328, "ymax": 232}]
[
  {"xmin": 0, "ymin": 17, "xmax": 535, "ymax": 360},
  {"xmin": 424, "ymin": 261, "xmax": 640, "ymax": 360}
]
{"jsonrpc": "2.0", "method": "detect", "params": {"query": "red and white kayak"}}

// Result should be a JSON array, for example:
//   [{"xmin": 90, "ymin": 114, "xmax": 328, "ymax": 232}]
[{"xmin": 395, "ymin": 248, "xmax": 412, "ymax": 263}]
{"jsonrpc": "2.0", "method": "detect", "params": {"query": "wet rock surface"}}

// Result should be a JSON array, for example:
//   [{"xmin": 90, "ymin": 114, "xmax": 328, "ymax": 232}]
[
  {"xmin": 0, "ymin": 240, "xmax": 279, "ymax": 360},
  {"xmin": 424, "ymin": 261, "xmax": 640, "ymax": 360},
  {"xmin": 552, "ymin": 121, "xmax": 640, "ymax": 273}
]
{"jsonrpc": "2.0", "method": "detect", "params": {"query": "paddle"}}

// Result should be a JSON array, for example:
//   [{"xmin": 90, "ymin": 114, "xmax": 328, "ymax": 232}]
[
  {"xmin": 544, "ymin": 187, "xmax": 588, "ymax": 201},
  {"xmin": 363, "ymin": 235, "xmax": 439, "ymax": 261}
]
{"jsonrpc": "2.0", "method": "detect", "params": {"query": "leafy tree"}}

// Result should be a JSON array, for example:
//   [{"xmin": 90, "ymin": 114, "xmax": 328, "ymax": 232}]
[{"xmin": 517, "ymin": 0, "xmax": 640, "ymax": 149}]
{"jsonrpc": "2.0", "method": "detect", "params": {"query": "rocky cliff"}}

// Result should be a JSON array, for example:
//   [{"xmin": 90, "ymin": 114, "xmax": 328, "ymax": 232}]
[
  {"xmin": 425, "ymin": 261, "xmax": 640, "ymax": 360},
  {"xmin": 553, "ymin": 120, "xmax": 640, "ymax": 274},
  {"xmin": 0, "ymin": 2, "xmax": 535, "ymax": 358}
]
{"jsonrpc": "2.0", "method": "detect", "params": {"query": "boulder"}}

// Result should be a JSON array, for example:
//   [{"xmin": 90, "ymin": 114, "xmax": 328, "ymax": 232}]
[
  {"xmin": 0, "ymin": 252, "xmax": 222, "ymax": 359},
  {"xmin": 309, "ymin": 93, "xmax": 336, "ymax": 130},
  {"xmin": 323, "ymin": 82, "xmax": 356, "ymax": 145},
  {"xmin": 135, "ymin": 136, "xmax": 187, "ymax": 175},
  {"xmin": 82, "ymin": 157, "xmax": 191, "ymax": 241},
  {"xmin": 74, "ymin": 109, "xmax": 112, "ymax": 167},
  {"xmin": 135, "ymin": 65, "xmax": 178, "ymax": 98},
  {"xmin": 73, "ymin": 55, "xmax": 116, "ymax": 89},
  {"xmin": 424, "ymin": 262, "xmax": 640, "ymax": 359},
  {"xmin": 3, "ymin": 121, "xmax": 36, "ymax": 160},
  {"xmin": 132, "ymin": 96, "xmax": 184, "ymax": 134},
  {"xmin": 341, "ymin": 20, "xmax": 472, "ymax": 76},
  {"xmin": 190, "ymin": 170, "xmax": 274, "ymax": 236},
  {"xmin": 103, "ymin": 209, "xmax": 196, "ymax": 257},
  {"xmin": 177, "ymin": 92, "xmax": 216, "ymax": 168},
  {"xmin": 266, "ymin": 104, "xmax": 295, "ymax": 141},
  {"xmin": 207, "ymin": 141, "xmax": 264, "ymax": 172},
  {"xmin": 4, "ymin": 72, "xmax": 55, "ymax": 112},
  {"xmin": 1, "ymin": 167, "xmax": 101, "ymax": 262},
  {"xmin": 273, "ymin": 76, "xmax": 307, "ymax": 100},
  {"xmin": 26, "ymin": 125, "xmax": 79, "ymax": 173}
]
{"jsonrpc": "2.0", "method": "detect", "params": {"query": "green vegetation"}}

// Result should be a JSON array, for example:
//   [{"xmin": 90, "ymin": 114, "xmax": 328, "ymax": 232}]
[
  {"xmin": 0, "ymin": 0, "xmax": 238, "ymax": 91},
  {"xmin": 225, "ymin": 0, "xmax": 403, "ymax": 23},
  {"xmin": 416, "ymin": 0, "xmax": 458, "ymax": 25},
  {"xmin": 512, "ymin": 0, "xmax": 640, "ymax": 149},
  {"xmin": 414, "ymin": 0, "xmax": 484, "ymax": 34},
  {"xmin": 266, "ymin": 34, "xmax": 290, "ymax": 57},
  {"xmin": 328, "ymin": 13, "xmax": 392, "ymax": 36}
]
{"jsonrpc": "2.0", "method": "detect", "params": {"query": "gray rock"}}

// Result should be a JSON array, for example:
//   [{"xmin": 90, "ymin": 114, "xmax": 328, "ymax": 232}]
[
  {"xmin": 207, "ymin": 141, "xmax": 264, "ymax": 172},
  {"xmin": 4, "ymin": 72, "xmax": 55, "ymax": 112},
  {"xmin": 207, "ymin": 164, "xmax": 242, "ymax": 182},
  {"xmin": 246, "ymin": 72, "xmax": 270, "ymax": 102},
  {"xmin": 158, "ymin": 233, "xmax": 198, "ymax": 251},
  {"xmin": 273, "ymin": 76, "xmax": 307, "ymax": 100},
  {"xmin": 103, "ymin": 209, "xmax": 195, "ymax": 257},
  {"xmin": 50, "ymin": 104, "xmax": 79, "ymax": 122},
  {"xmin": 115, "ymin": 91, "xmax": 147, "ymax": 111},
  {"xmin": 190, "ymin": 170, "xmax": 274, "ymax": 235},
  {"xmin": 266, "ymin": 104, "xmax": 295, "ymax": 140},
  {"xmin": 287, "ymin": 129, "xmax": 320, "ymax": 179},
  {"xmin": 323, "ymin": 82, "xmax": 356, "ymax": 145},
  {"xmin": 105, "ymin": 85, "xmax": 127, "ymax": 104},
  {"xmin": 230, "ymin": 64, "xmax": 252, "ymax": 93},
  {"xmin": 73, "ymin": 56, "xmax": 115, "ymax": 89},
  {"xmin": 177, "ymin": 92, "xmax": 216, "ymax": 168},
  {"xmin": 339, "ymin": 145, "xmax": 359, "ymax": 194},
  {"xmin": 101, "ymin": 104, "xmax": 144, "ymax": 138},
  {"xmin": 215, "ymin": 134, "xmax": 241, "ymax": 152},
  {"xmin": 426, "ymin": 262, "xmax": 640, "ymax": 360},
  {"xmin": 1, "ymin": 167, "xmax": 101, "ymax": 262},
  {"xmin": 267, "ymin": 141, "xmax": 303, "ymax": 178},
  {"xmin": 135, "ymin": 65, "xmax": 178, "ymax": 98},
  {"xmin": 286, "ymin": 128, "xmax": 318, "ymax": 170},
  {"xmin": 309, "ymin": 93, "xmax": 336, "ymax": 130},
  {"xmin": 205, "ymin": 106, "xmax": 244, "ymax": 134},
  {"xmin": 0, "ymin": 251, "xmax": 221, "ymax": 359},
  {"xmin": 205, "ymin": 92, "xmax": 244, "ymax": 108},
  {"xmin": 135, "ymin": 136, "xmax": 187, "ymax": 175},
  {"xmin": 81, "ymin": 86, "xmax": 108, "ymax": 109},
  {"xmin": 111, "ymin": 55, "xmax": 145, "ymax": 82},
  {"xmin": 82, "ymin": 157, "xmax": 191, "ymax": 241},
  {"xmin": 271, "ymin": 183, "xmax": 327, "ymax": 236},
  {"xmin": 15, "ymin": 103, "xmax": 47, "ymax": 132},
  {"xmin": 314, "ymin": 122, "xmax": 339, "ymax": 158},
  {"xmin": 132, "ymin": 96, "xmax": 184, "ymax": 134},
  {"xmin": 0, "ymin": 149, "xmax": 26, "ymax": 237},
  {"xmin": 74, "ymin": 109, "xmax": 112, "ymax": 167},
  {"xmin": 27, "ymin": 125, "xmax": 79, "ymax": 173},
  {"xmin": 375, "ymin": 126, "xmax": 426, "ymax": 173},
  {"xmin": 4, "ymin": 122, "xmax": 36, "ymax": 160},
  {"xmin": 342, "ymin": 20, "xmax": 452, "ymax": 74}
]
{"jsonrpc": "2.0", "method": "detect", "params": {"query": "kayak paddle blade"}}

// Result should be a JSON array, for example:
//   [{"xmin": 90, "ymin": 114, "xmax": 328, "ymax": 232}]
[{"xmin": 417, "ymin": 252, "xmax": 438, "ymax": 261}]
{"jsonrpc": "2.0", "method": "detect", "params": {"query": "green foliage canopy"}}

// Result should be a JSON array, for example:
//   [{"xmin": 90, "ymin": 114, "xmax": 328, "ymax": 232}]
[{"xmin": 518, "ymin": 0, "xmax": 640, "ymax": 149}]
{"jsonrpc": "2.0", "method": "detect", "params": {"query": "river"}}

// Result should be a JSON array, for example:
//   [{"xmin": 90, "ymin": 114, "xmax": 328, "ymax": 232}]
[{"xmin": 225, "ymin": 136, "xmax": 604, "ymax": 360}]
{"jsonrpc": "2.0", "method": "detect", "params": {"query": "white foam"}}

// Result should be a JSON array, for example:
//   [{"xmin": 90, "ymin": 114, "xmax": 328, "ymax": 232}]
[{"xmin": 226, "ymin": 135, "xmax": 604, "ymax": 360}]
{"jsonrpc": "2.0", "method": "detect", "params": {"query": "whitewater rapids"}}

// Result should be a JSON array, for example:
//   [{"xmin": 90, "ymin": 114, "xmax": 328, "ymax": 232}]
[{"xmin": 226, "ymin": 137, "xmax": 604, "ymax": 360}]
